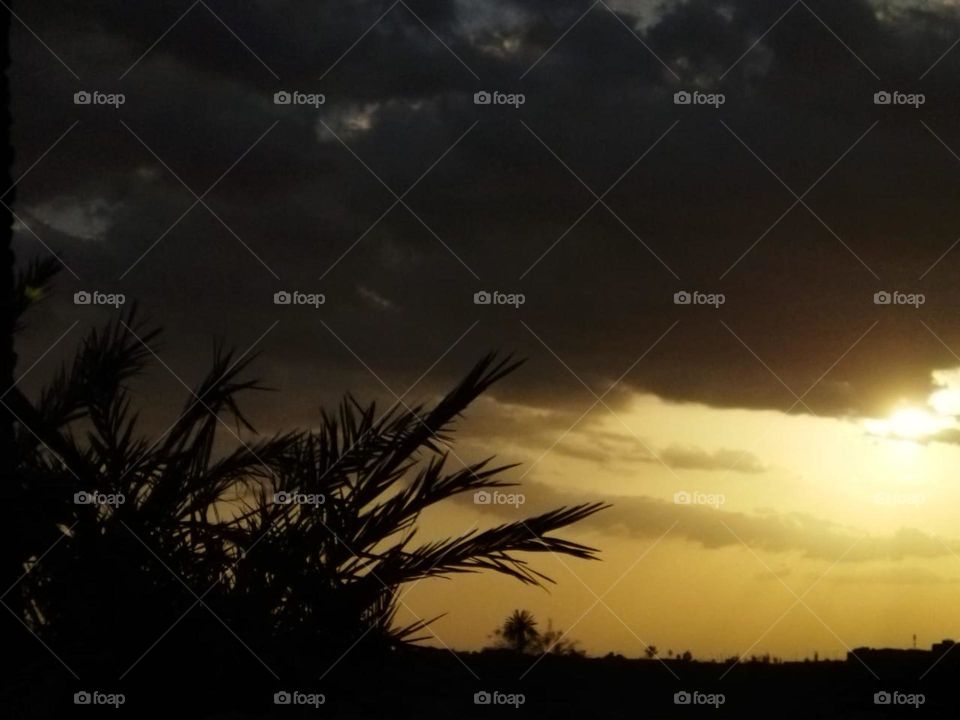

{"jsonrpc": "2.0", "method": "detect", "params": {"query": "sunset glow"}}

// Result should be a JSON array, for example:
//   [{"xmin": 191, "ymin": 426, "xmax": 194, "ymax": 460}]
[
  {"xmin": 864, "ymin": 406, "xmax": 955, "ymax": 441},
  {"xmin": 12, "ymin": 0, "xmax": 960, "ymax": 715}
]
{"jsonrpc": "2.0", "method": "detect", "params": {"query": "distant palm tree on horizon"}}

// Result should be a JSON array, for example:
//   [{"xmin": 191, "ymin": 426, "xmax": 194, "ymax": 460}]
[{"xmin": 500, "ymin": 609, "xmax": 539, "ymax": 654}]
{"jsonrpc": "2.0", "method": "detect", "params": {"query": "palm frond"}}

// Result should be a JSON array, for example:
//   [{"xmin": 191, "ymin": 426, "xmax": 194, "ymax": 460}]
[{"xmin": 17, "ymin": 336, "xmax": 608, "ymax": 670}]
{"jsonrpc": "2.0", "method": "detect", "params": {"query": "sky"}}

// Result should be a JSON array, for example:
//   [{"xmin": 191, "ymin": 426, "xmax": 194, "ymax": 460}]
[{"xmin": 13, "ymin": 0, "xmax": 960, "ymax": 662}]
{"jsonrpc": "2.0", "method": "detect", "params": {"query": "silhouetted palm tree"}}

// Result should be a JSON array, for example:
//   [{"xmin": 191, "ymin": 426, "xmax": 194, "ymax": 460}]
[
  {"xmin": 9, "ymin": 271, "xmax": 609, "ymax": 696},
  {"xmin": 7, "ymin": 300, "xmax": 297, "ymax": 686},
  {"xmin": 499, "ymin": 609, "xmax": 540, "ymax": 653},
  {"xmin": 232, "ymin": 354, "xmax": 608, "ymax": 656}
]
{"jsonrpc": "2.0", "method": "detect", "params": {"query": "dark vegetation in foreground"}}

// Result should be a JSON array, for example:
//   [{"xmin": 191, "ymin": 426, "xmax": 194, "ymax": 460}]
[
  {"xmin": 19, "ymin": 642, "xmax": 960, "ymax": 718},
  {"xmin": 3, "ymin": 266, "xmax": 608, "ymax": 718}
]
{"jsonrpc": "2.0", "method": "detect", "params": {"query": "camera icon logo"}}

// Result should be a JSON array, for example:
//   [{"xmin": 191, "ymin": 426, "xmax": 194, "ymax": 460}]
[
  {"xmin": 674, "ymin": 691, "xmax": 692, "ymax": 705},
  {"xmin": 673, "ymin": 291, "xmax": 691, "ymax": 305},
  {"xmin": 474, "ymin": 91, "xmax": 491, "ymax": 105},
  {"xmin": 874, "ymin": 691, "xmax": 891, "ymax": 705},
  {"xmin": 274, "ymin": 291, "xmax": 292, "ymax": 305},
  {"xmin": 74, "ymin": 290, "xmax": 92, "ymax": 305},
  {"xmin": 274, "ymin": 691, "xmax": 292, "ymax": 705},
  {"xmin": 74, "ymin": 491, "xmax": 93, "ymax": 505},
  {"xmin": 274, "ymin": 91, "xmax": 292, "ymax": 105},
  {"xmin": 673, "ymin": 491, "xmax": 691, "ymax": 505},
  {"xmin": 474, "ymin": 691, "xmax": 491, "ymax": 705},
  {"xmin": 674, "ymin": 91, "xmax": 691, "ymax": 105},
  {"xmin": 474, "ymin": 290, "xmax": 491, "ymax": 305},
  {"xmin": 873, "ymin": 290, "xmax": 891, "ymax": 305},
  {"xmin": 473, "ymin": 490, "xmax": 491, "ymax": 505},
  {"xmin": 874, "ymin": 91, "xmax": 892, "ymax": 105},
  {"xmin": 74, "ymin": 91, "xmax": 91, "ymax": 105},
  {"xmin": 74, "ymin": 691, "xmax": 92, "ymax": 705},
  {"xmin": 273, "ymin": 491, "xmax": 292, "ymax": 505}
]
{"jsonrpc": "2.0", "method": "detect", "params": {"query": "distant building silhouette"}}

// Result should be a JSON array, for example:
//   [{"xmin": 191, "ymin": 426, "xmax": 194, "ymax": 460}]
[
  {"xmin": 932, "ymin": 639, "xmax": 955, "ymax": 656},
  {"xmin": 849, "ymin": 639, "xmax": 958, "ymax": 667}
]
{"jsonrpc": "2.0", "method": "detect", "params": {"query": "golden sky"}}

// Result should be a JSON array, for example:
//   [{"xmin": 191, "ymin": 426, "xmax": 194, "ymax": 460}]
[{"xmin": 397, "ymin": 368, "xmax": 960, "ymax": 660}]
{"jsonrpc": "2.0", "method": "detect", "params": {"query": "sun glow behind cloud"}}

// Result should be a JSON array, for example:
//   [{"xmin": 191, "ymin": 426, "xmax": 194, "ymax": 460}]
[
  {"xmin": 863, "ymin": 368, "xmax": 960, "ymax": 442},
  {"xmin": 863, "ymin": 407, "xmax": 955, "ymax": 441}
]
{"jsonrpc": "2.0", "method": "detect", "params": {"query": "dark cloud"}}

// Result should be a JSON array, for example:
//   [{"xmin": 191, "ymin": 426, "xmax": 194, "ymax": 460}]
[
  {"xmin": 825, "ymin": 567, "xmax": 960, "ymax": 585},
  {"xmin": 659, "ymin": 445, "xmax": 766, "ymax": 473},
  {"xmin": 472, "ymin": 480, "xmax": 960, "ymax": 563},
  {"xmin": 548, "ymin": 435, "xmax": 767, "ymax": 473},
  {"xmin": 13, "ymin": 0, "xmax": 960, "ymax": 429},
  {"xmin": 460, "ymin": 396, "xmax": 766, "ymax": 473}
]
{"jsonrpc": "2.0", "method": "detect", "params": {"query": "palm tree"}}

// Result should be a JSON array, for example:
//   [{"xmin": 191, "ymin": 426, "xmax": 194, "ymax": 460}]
[
  {"xmin": 8, "ymin": 302, "xmax": 297, "ymax": 681},
  {"xmin": 498, "ymin": 609, "xmax": 540, "ymax": 653},
  {"xmin": 9, "ymin": 271, "xmax": 610, "ymax": 693},
  {"xmin": 238, "ymin": 354, "xmax": 607, "ymax": 651}
]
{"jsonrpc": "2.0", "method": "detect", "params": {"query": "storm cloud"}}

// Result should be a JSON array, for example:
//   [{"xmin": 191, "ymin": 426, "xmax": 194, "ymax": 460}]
[{"xmin": 13, "ymin": 0, "xmax": 960, "ymax": 429}]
